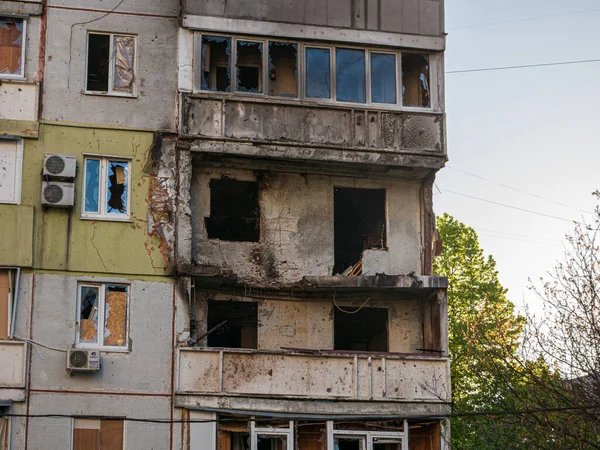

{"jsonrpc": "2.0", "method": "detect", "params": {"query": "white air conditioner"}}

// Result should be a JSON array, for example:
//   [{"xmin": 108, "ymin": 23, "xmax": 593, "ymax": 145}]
[
  {"xmin": 43, "ymin": 153, "xmax": 77, "ymax": 178},
  {"xmin": 42, "ymin": 181, "xmax": 75, "ymax": 207},
  {"xmin": 67, "ymin": 348, "xmax": 101, "ymax": 372}
]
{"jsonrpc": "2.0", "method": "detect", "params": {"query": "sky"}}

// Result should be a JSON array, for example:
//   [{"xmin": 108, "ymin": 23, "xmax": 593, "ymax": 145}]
[{"xmin": 434, "ymin": 0, "xmax": 600, "ymax": 314}]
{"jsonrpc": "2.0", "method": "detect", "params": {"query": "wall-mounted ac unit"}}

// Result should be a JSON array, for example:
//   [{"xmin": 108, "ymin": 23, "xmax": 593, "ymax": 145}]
[
  {"xmin": 42, "ymin": 181, "xmax": 75, "ymax": 207},
  {"xmin": 43, "ymin": 153, "xmax": 77, "ymax": 178},
  {"xmin": 67, "ymin": 348, "xmax": 101, "ymax": 372}
]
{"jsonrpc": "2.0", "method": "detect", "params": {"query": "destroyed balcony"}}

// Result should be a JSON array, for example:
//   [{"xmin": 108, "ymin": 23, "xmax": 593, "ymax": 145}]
[
  {"xmin": 175, "ymin": 348, "xmax": 451, "ymax": 417},
  {"xmin": 0, "ymin": 341, "xmax": 28, "ymax": 402},
  {"xmin": 180, "ymin": 94, "xmax": 446, "ymax": 173}
]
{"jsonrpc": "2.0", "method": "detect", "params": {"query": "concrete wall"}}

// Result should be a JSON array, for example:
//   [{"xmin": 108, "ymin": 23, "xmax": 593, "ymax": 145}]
[
  {"xmin": 192, "ymin": 292, "xmax": 423, "ymax": 353},
  {"xmin": 183, "ymin": 0, "xmax": 444, "ymax": 37},
  {"xmin": 189, "ymin": 167, "xmax": 423, "ymax": 285},
  {"xmin": 42, "ymin": 4, "xmax": 178, "ymax": 130}
]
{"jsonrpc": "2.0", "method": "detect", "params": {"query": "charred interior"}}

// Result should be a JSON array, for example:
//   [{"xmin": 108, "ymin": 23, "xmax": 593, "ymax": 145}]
[
  {"xmin": 207, "ymin": 300, "xmax": 258, "ymax": 349},
  {"xmin": 333, "ymin": 188, "xmax": 386, "ymax": 275},
  {"xmin": 334, "ymin": 306, "xmax": 388, "ymax": 352}
]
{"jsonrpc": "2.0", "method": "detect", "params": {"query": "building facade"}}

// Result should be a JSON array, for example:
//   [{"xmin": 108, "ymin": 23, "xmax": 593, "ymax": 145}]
[{"xmin": 0, "ymin": 0, "xmax": 449, "ymax": 448}]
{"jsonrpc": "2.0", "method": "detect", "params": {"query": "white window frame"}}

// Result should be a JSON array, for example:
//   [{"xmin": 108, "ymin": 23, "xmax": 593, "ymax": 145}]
[
  {"xmin": 81, "ymin": 155, "xmax": 132, "ymax": 221},
  {"xmin": 327, "ymin": 421, "xmax": 408, "ymax": 450},
  {"xmin": 194, "ymin": 32, "xmax": 437, "ymax": 112},
  {"xmin": 0, "ymin": 15, "xmax": 26, "ymax": 79},
  {"xmin": 84, "ymin": 32, "xmax": 138, "ymax": 97},
  {"xmin": 251, "ymin": 420, "xmax": 294, "ymax": 450},
  {"xmin": 0, "ymin": 137, "xmax": 24, "ymax": 205},
  {"xmin": 75, "ymin": 282, "xmax": 130, "ymax": 352}
]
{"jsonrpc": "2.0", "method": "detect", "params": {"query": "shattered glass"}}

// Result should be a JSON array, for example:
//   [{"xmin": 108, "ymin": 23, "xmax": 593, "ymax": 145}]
[
  {"xmin": 79, "ymin": 286, "xmax": 99, "ymax": 344},
  {"xmin": 371, "ymin": 53, "xmax": 396, "ymax": 104},
  {"xmin": 201, "ymin": 35, "xmax": 231, "ymax": 92},
  {"xmin": 103, "ymin": 285, "xmax": 127, "ymax": 347},
  {"xmin": 305, "ymin": 47, "xmax": 330, "ymax": 99},
  {"xmin": 112, "ymin": 35, "xmax": 135, "ymax": 94},
  {"xmin": 268, "ymin": 42, "xmax": 297, "ymax": 97},
  {"xmin": 107, "ymin": 161, "xmax": 128, "ymax": 215},
  {"xmin": 0, "ymin": 18, "xmax": 24, "ymax": 76},
  {"xmin": 236, "ymin": 40, "xmax": 263, "ymax": 93},
  {"xmin": 84, "ymin": 159, "xmax": 100, "ymax": 213},
  {"xmin": 336, "ymin": 48, "xmax": 366, "ymax": 103}
]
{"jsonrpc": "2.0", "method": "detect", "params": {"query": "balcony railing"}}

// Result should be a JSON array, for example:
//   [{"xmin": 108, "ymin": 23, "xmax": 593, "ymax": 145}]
[{"xmin": 177, "ymin": 348, "xmax": 450, "ymax": 403}]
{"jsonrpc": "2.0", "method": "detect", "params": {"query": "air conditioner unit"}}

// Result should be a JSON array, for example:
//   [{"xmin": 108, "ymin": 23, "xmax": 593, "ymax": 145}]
[
  {"xmin": 42, "ymin": 181, "xmax": 75, "ymax": 207},
  {"xmin": 67, "ymin": 348, "xmax": 101, "ymax": 372},
  {"xmin": 43, "ymin": 153, "xmax": 77, "ymax": 178}
]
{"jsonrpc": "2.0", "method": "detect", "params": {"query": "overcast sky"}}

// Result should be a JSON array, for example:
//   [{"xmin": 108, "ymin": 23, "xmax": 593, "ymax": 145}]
[{"xmin": 434, "ymin": 0, "xmax": 600, "ymax": 313}]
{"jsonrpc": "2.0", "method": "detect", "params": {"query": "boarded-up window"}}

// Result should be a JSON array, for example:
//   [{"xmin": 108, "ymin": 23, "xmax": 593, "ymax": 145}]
[
  {"xmin": 86, "ymin": 32, "xmax": 135, "ymax": 95},
  {"xmin": 73, "ymin": 419, "xmax": 124, "ymax": 450},
  {"xmin": 77, "ymin": 283, "xmax": 128, "ymax": 349},
  {"xmin": 0, "ymin": 139, "xmax": 23, "ymax": 204},
  {"xmin": 0, "ymin": 17, "xmax": 24, "ymax": 77}
]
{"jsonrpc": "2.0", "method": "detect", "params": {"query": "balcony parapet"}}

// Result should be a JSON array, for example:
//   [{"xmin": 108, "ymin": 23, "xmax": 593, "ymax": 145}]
[{"xmin": 0, "ymin": 340, "xmax": 28, "ymax": 402}]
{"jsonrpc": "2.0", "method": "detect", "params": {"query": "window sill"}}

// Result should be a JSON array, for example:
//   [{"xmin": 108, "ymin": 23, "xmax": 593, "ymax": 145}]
[
  {"xmin": 0, "ymin": 75, "xmax": 26, "ymax": 82},
  {"xmin": 75, "ymin": 345, "xmax": 130, "ymax": 354},
  {"xmin": 80, "ymin": 215, "xmax": 133, "ymax": 223},
  {"xmin": 83, "ymin": 91, "xmax": 138, "ymax": 99}
]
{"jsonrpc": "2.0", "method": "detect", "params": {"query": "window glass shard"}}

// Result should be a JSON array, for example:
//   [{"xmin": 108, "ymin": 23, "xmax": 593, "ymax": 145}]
[
  {"xmin": 84, "ymin": 159, "xmax": 100, "ymax": 213},
  {"xmin": 268, "ymin": 42, "xmax": 297, "ymax": 97},
  {"xmin": 113, "ymin": 35, "xmax": 135, "ymax": 93},
  {"xmin": 103, "ymin": 285, "xmax": 127, "ymax": 347},
  {"xmin": 79, "ymin": 286, "xmax": 99, "ymax": 344},
  {"xmin": 371, "ymin": 53, "xmax": 396, "ymax": 104},
  {"xmin": 107, "ymin": 161, "xmax": 128, "ymax": 214},
  {"xmin": 402, "ymin": 54, "xmax": 430, "ymax": 108},
  {"xmin": 305, "ymin": 47, "xmax": 330, "ymax": 99},
  {"xmin": 236, "ymin": 40, "xmax": 263, "ymax": 93},
  {"xmin": 201, "ymin": 35, "xmax": 231, "ymax": 92},
  {"xmin": 336, "ymin": 48, "xmax": 366, "ymax": 103},
  {"xmin": 87, "ymin": 34, "xmax": 110, "ymax": 91},
  {"xmin": 0, "ymin": 18, "xmax": 23, "ymax": 76}
]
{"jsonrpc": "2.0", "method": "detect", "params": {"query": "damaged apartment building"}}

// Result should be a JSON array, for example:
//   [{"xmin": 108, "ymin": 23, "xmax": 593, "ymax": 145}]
[{"xmin": 0, "ymin": 0, "xmax": 449, "ymax": 448}]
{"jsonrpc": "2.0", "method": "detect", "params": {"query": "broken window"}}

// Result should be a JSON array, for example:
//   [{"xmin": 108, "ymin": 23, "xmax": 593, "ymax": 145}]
[
  {"xmin": 0, "ymin": 139, "xmax": 23, "ymax": 204},
  {"xmin": 77, "ymin": 283, "xmax": 129, "ymax": 349},
  {"xmin": 335, "ymin": 49, "xmax": 365, "ymax": 103},
  {"xmin": 86, "ymin": 33, "xmax": 136, "ymax": 95},
  {"xmin": 72, "ymin": 418, "xmax": 125, "ymax": 450},
  {"xmin": 82, "ymin": 157, "xmax": 130, "ymax": 219},
  {"xmin": 334, "ymin": 436, "xmax": 366, "ymax": 450},
  {"xmin": 217, "ymin": 421, "xmax": 251, "ymax": 450},
  {"xmin": 297, "ymin": 423, "xmax": 326, "ymax": 450},
  {"xmin": 371, "ymin": 53, "xmax": 396, "ymax": 104},
  {"xmin": 252, "ymin": 421, "xmax": 293, "ymax": 450},
  {"xmin": 305, "ymin": 47, "xmax": 331, "ymax": 99},
  {"xmin": 237, "ymin": 40, "xmax": 263, "ymax": 93},
  {"xmin": 205, "ymin": 179, "xmax": 260, "ymax": 242},
  {"xmin": 330, "ymin": 422, "xmax": 406, "ymax": 450},
  {"xmin": 408, "ymin": 421, "xmax": 441, "ymax": 450},
  {"xmin": 201, "ymin": 35, "xmax": 231, "ymax": 92},
  {"xmin": 268, "ymin": 42, "xmax": 297, "ymax": 97},
  {"xmin": 0, "ymin": 17, "xmax": 24, "ymax": 78},
  {"xmin": 402, "ymin": 54, "xmax": 430, "ymax": 108},
  {"xmin": 207, "ymin": 300, "xmax": 258, "ymax": 349},
  {"xmin": 334, "ymin": 307, "xmax": 388, "ymax": 352},
  {"xmin": 333, "ymin": 188, "xmax": 386, "ymax": 275}
]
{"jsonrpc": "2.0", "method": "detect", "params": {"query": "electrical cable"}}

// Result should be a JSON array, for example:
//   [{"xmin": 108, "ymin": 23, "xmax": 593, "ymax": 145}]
[
  {"xmin": 332, "ymin": 292, "xmax": 371, "ymax": 314},
  {"xmin": 439, "ymin": 188, "xmax": 577, "ymax": 223},
  {"xmin": 445, "ymin": 166, "xmax": 592, "ymax": 215},
  {"xmin": 446, "ymin": 58, "xmax": 600, "ymax": 74}
]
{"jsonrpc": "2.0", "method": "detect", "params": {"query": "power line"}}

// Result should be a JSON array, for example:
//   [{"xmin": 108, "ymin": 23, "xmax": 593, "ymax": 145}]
[
  {"xmin": 449, "ymin": 8, "xmax": 600, "ymax": 31},
  {"xmin": 439, "ymin": 188, "xmax": 576, "ymax": 223},
  {"xmin": 446, "ymin": 166, "xmax": 592, "ymax": 215},
  {"xmin": 446, "ymin": 58, "xmax": 600, "ymax": 74}
]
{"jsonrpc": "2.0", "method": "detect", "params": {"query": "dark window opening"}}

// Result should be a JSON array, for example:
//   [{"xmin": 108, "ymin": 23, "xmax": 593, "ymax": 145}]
[
  {"xmin": 373, "ymin": 439, "xmax": 402, "ymax": 450},
  {"xmin": 87, "ymin": 34, "xmax": 110, "ymax": 91},
  {"xmin": 257, "ymin": 435, "xmax": 287, "ymax": 450},
  {"xmin": 237, "ymin": 41, "xmax": 263, "ymax": 93},
  {"xmin": 402, "ymin": 54, "xmax": 430, "ymax": 108},
  {"xmin": 334, "ymin": 437, "xmax": 366, "ymax": 450},
  {"xmin": 218, "ymin": 421, "xmax": 250, "ymax": 450},
  {"xmin": 205, "ymin": 179, "xmax": 260, "ymax": 242},
  {"xmin": 201, "ymin": 35, "xmax": 231, "ymax": 92},
  {"xmin": 333, "ymin": 188, "xmax": 386, "ymax": 275},
  {"xmin": 334, "ymin": 307, "xmax": 388, "ymax": 352},
  {"xmin": 269, "ymin": 42, "xmax": 297, "ymax": 98},
  {"xmin": 207, "ymin": 300, "xmax": 258, "ymax": 349}
]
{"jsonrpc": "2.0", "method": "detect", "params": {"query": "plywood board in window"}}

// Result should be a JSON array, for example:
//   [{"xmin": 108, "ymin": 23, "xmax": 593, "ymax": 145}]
[{"xmin": 100, "ymin": 420, "xmax": 124, "ymax": 450}]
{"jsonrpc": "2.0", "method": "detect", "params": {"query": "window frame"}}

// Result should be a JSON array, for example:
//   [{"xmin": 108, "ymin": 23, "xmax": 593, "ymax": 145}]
[
  {"xmin": 84, "ymin": 31, "xmax": 138, "ymax": 97},
  {"xmin": 81, "ymin": 154, "xmax": 132, "ymax": 221},
  {"xmin": 194, "ymin": 32, "xmax": 437, "ymax": 111},
  {"xmin": 75, "ymin": 282, "xmax": 130, "ymax": 352},
  {"xmin": 0, "ymin": 15, "xmax": 26, "ymax": 80},
  {"xmin": 0, "ymin": 137, "xmax": 23, "ymax": 205},
  {"xmin": 251, "ymin": 420, "xmax": 294, "ymax": 450},
  {"xmin": 234, "ymin": 38, "xmax": 267, "ymax": 95},
  {"xmin": 327, "ymin": 421, "xmax": 408, "ymax": 450}
]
